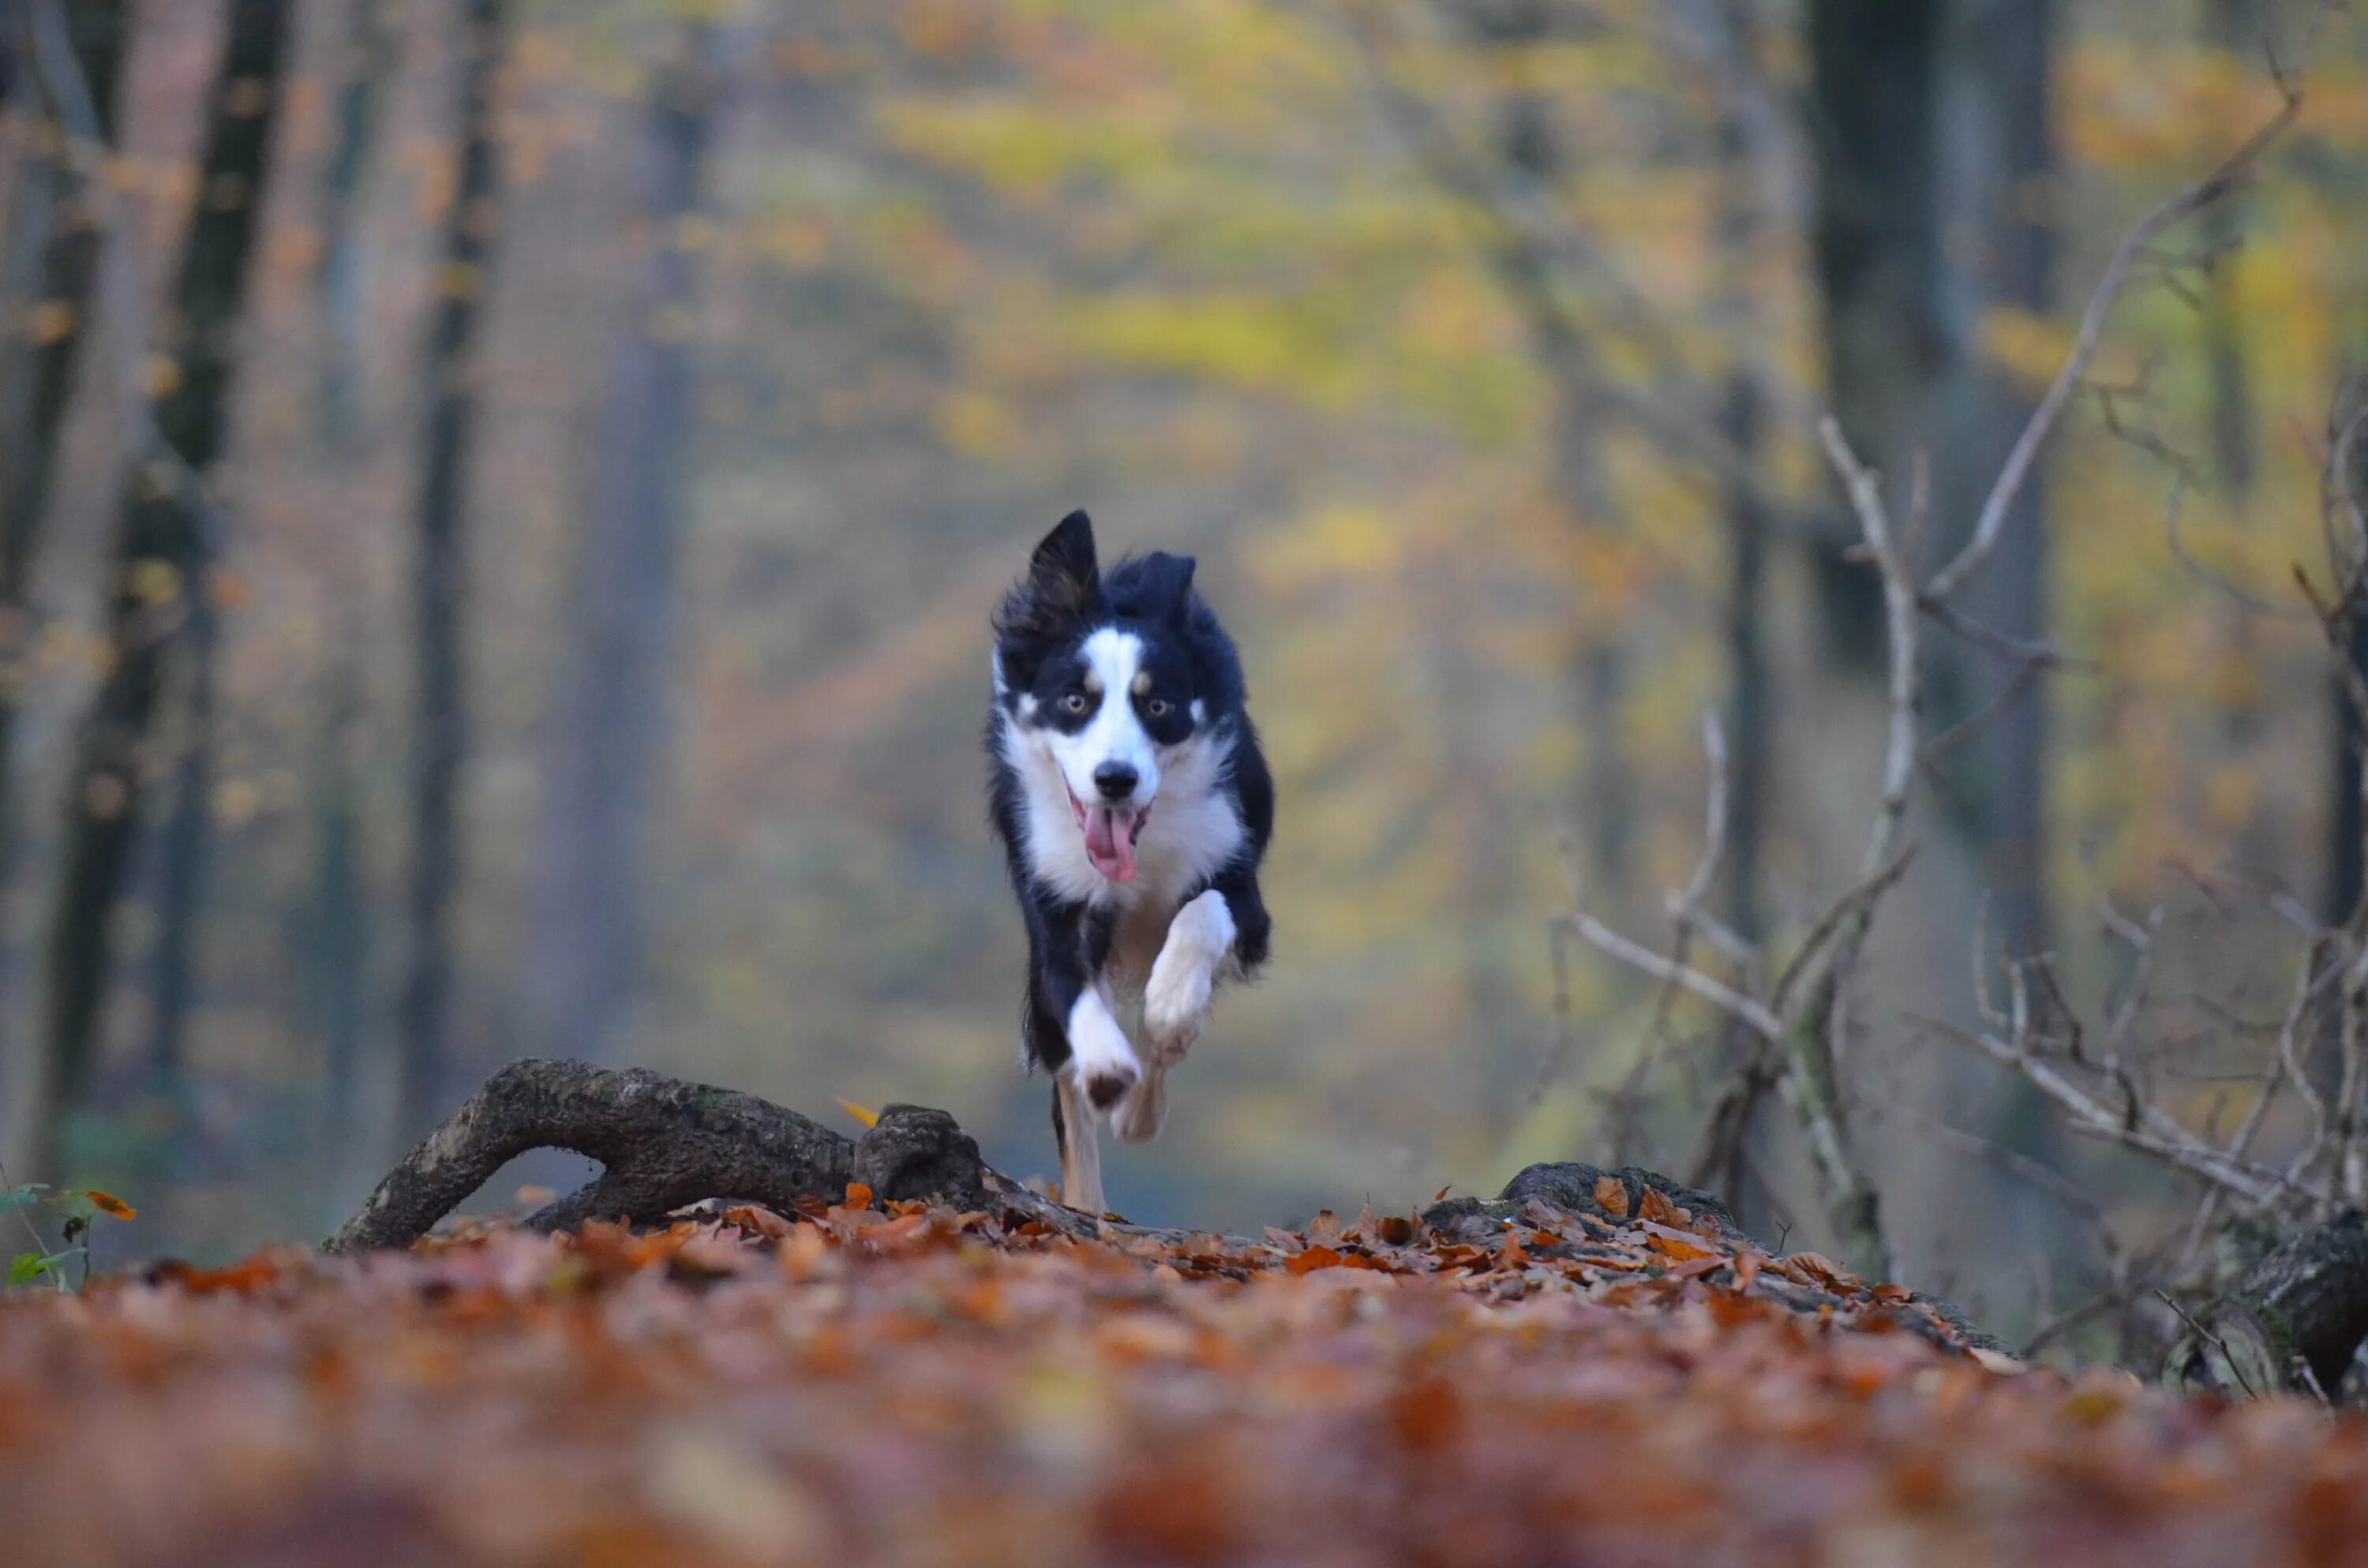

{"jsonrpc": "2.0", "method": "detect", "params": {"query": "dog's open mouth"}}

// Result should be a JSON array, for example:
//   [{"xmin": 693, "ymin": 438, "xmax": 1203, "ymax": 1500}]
[{"xmin": 1068, "ymin": 790, "xmax": 1151, "ymax": 882}]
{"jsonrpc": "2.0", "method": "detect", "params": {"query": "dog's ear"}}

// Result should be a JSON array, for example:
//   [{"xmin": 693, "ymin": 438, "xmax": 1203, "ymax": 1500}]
[
  {"xmin": 1028, "ymin": 510, "xmax": 1100, "ymax": 611},
  {"xmin": 1133, "ymin": 551, "xmax": 1197, "ymax": 619}
]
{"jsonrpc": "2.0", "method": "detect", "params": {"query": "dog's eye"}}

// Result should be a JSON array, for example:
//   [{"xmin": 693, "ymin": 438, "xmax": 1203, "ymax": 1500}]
[
  {"xmin": 1060, "ymin": 692, "xmax": 1089, "ymax": 715},
  {"xmin": 1145, "ymin": 697, "xmax": 1171, "ymax": 717}
]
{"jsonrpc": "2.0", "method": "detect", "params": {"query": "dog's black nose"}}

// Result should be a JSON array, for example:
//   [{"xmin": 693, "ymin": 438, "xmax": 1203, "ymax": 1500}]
[{"xmin": 1093, "ymin": 762, "xmax": 1138, "ymax": 801}]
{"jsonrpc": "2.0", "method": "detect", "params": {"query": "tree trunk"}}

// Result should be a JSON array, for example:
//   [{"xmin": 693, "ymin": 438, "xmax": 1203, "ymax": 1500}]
[
  {"xmin": 0, "ymin": 0, "xmax": 126, "ymax": 1179},
  {"xmin": 0, "ymin": 0, "xmax": 125, "ymax": 894},
  {"xmin": 305, "ymin": 0, "xmax": 392, "ymax": 1159},
  {"xmin": 1804, "ymin": 0, "xmax": 1943, "ymax": 668},
  {"xmin": 396, "ymin": 0, "xmax": 505, "ymax": 1140},
  {"xmin": 144, "ymin": 593, "xmax": 214, "ymax": 1082},
  {"xmin": 39, "ymin": 0, "xmax": 292, "ymax": 1177},
  {"xmin": 521, "ymin": 21, "xmax": 720, "ymax": 1065},
  {"xmin": 1932, "ymin": 0, "xmax": 2055, "ymax": 956}
]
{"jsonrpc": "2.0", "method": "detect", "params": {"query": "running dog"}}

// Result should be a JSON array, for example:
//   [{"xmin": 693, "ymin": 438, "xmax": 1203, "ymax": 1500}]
[{"xmin": 986, "ymin": 510, "xmax": 1272, "ymax": 1214}]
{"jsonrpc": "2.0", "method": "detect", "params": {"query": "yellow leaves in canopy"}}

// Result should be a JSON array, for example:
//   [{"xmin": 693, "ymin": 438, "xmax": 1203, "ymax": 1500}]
[
  {"xmin": 1248, "ymin": 503, "xmax": 1403, "ymax": 591},
  {"xmin": 2059, "ymin": 43, "xmax": 2264, "ymax": 170},
  {"xmin": 24, "ymin": 300, "xmax": 77, "ymax": 346},
  {"xmin": 1977, "ymin": 305, "xmax": 2079, "ymax": 399},
  {"xmin": 935, "ymin": 390, "xmax": 1018, "ymax": 457},
  {"xmin": 1061, "ymin": 291, "xmax": 1366, "ymax": 406},
  {"xmin": 213, "ymin": 778, "xmax": 264, "ymax": 830},
  {"xmin": 879, "ymin": 99, "xmax": 1168, "ymax": 201},
  {"xmin": 126, "ymin": 557, "xmax": 183, "ymax": 606}
]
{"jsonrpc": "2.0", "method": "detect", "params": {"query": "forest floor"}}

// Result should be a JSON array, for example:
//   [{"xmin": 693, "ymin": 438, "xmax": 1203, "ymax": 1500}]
[{"xmin": 4, "ymin": 1184, "xmax": 2368, "ymax": 1567}]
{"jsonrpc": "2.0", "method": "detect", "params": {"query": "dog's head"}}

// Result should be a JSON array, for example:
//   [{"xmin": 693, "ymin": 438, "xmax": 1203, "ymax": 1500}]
[{"xmin": 993, "ymin": 510, "xmax": 1206, "ymax": 884}]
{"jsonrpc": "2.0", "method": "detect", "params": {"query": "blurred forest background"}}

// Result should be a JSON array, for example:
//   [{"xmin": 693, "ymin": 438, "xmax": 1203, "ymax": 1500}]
[{"xmin": 0, "ymin": 0, "xmax": 2365, "ymax": 1346}]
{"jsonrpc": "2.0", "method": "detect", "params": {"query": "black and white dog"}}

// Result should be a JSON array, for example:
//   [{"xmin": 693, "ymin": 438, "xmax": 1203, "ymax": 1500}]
[{"xmin": 987, "ymin": 511, "xmax": 1272, "ymax": 1214}]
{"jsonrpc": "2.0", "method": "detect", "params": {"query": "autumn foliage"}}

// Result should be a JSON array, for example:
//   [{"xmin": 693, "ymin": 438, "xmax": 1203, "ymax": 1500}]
[{"xmin": 6, "ymin": 1188, "xmax": 2368, "ymax": 1567}]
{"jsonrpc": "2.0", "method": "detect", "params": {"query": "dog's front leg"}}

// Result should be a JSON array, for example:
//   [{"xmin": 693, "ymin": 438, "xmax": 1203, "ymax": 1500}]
[{"xmin": 1121, "ymin": 889, "xmax": 1239, "ymax": 1143}]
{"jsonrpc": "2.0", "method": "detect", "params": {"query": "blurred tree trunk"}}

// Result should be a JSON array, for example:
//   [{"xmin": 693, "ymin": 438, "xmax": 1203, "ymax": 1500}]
[
  {"xmin": 145, "ymin": 590, "xmax": 213, "ymax": 1081},
  {"xmin": 305, "ymin": 0, "xmax": 392, "ymax": 1156},
  {"xmin": 397, "ymin": 0, "xmax": 505, "ymax": 1140},
  {"xmin": 1805, "ymin": 0, "xmax": 1943, "ymax": 668},
  {"xmin": 522, "ymin": 22, "xmax": 721, "ymax": 1064},
  {"xmin": 1705, "ymin": 0, "xmax": 1774, "ymax": 945},
  {"xmin": 1454, "ymin": 0, "xmax": 1634, "ymax": 902},
  {"xmin": 0, "ymin": 0, "xmax": 124, "ymax": 964},
  {"xmin": 39, "ymin": 0, "xmax": 292, "ymax": 1177},
  {"xmin": 1932, "ymin": 0, "xmax": 2055, "ymax": 956}
]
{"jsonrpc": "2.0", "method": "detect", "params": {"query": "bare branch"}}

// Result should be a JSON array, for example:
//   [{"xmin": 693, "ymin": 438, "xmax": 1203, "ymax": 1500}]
[
  {"xmin": 1925, "ymin": 88, "xmax": 2303, "ymax": 603},
  {"xmin": 1553, "ymin": 906, "xmax": 1782, "ymax": 1042}
]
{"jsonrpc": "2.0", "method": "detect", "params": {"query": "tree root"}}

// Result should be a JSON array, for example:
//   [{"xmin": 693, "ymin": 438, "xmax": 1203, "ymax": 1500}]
[{"xmin": 328, "ymin": 1059, "xmax": 1109, "ymax": 1252}]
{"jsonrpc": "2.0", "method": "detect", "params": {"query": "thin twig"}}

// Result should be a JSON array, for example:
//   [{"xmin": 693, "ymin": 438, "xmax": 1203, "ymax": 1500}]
[
  {"xmin": 1925, "ymin": 88, "xmax": 2303, "ymax": 603},
  {"xmin": 2156, "ymin": 1289, "xmax": 2259, "ymax": 1398}
]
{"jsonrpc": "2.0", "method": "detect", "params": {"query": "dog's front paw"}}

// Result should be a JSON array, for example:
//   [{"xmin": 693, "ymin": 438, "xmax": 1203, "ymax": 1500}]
[
  {"xmin": 1081, "ymin": 1061, "xmax": 1138, "ymax": 1111},
  {"xmin": 1141, "ymin": 959, "xmax": 1210, "ymax": 1067},
  {"xmin": 1143, "ymin": 889, "xmax": 1231, "ymax": 1066},
  {"xmin": 1067, "ymin": 991, "xmax": 1141, "ymax": 1114}
]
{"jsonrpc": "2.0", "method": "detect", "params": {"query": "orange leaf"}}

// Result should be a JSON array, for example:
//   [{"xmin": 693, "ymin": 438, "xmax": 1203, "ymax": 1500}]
[
  {"xmin": 1647, "ymin": 1229, "xmax": 1715, "ymax": 1264},
  {"xmin": 723, "ymin": 1205, "xmax": 796, "ymax": 1241},
  {"xmin": 1385, "ymin": 1375, "xmax": 1462, "ymax": 1452},
  {"xmin": 842, "ymin": 1181, "xmax": 875, "ymax": 1211},
  {"xmin": 1284, "ymin": 1244, "xmax": 1344, "ymax": 1275},
  {"xmin": 84, "ymin": 1189, "xmax": 137, "ymax": 1219},
  {"xmin": 834, "ymin": 1098, "xmax": 880, "ymax": 1128},
  {"xmin": 1635, "ymin": 1187, "xmax": 1684, "ymax": 1226},
  {"xmin": 1592, "ymin": 1176, "xmax": 1629, "ymax": 1218}
]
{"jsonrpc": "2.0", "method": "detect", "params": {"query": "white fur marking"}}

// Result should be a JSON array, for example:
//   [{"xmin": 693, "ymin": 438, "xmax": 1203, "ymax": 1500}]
[
  {"xmin": 1142, "ymin": 889, "xmax": 1235, "ymax": 1067},
  {"xmin": 1066, "ymin": 986, "xmax": 1139, "ymax": 1108},
  {"xmin": 1042, "ymin": 629, "xmax": 1157, "ymax": 810}
]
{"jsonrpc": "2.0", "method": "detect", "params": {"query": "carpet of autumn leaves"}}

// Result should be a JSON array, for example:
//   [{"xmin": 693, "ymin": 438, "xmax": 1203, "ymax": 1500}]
[{"xmin": 8, "ymin": 1185, "xmax": 2368, "ymax": 1568}]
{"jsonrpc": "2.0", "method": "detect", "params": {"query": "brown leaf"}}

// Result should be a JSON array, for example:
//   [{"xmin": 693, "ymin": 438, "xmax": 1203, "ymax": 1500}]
[
  {"xmin": 1284, "ymin": 1244, "xmax": 1345, "ymax": 1275},
  {"xmin": 1591, "ymin": 1176, "xmax": 1629, "ymax": 1218},
  {"xmin": 1784, "ymin": 1252, "xmax": 1850, "ymax": 1289}
]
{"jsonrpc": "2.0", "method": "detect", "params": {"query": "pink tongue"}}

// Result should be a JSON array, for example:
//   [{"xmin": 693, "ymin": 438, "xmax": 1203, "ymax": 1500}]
[{"xmin": 1085, "ymin": 806, "xmax": 1137, "ymax": 882}]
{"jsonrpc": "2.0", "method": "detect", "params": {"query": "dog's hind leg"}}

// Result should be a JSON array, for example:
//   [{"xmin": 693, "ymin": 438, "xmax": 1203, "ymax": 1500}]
[
  {"xmin": 1054, "ymin": 1075, "xmax": 1107, "ymax": 1215},
  {"xmin": 1115, "ymin": 1061, "xmax": 1168, "ymax": 1143}
]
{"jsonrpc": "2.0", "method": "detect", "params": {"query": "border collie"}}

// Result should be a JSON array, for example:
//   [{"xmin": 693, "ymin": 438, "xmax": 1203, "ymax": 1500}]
[{"xmin": 987, "ymin": 511, "xmax": 1272, "ymax": 1215}]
